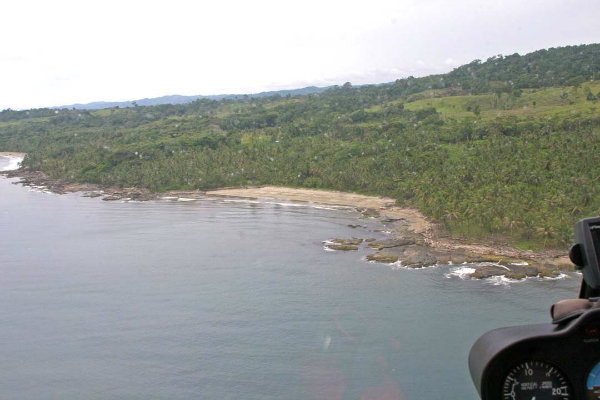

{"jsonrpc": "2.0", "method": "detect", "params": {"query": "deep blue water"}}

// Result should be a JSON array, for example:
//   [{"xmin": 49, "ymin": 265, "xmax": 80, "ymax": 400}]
[{"xmin": 0, "ymin": 164, "xmax": 580, "ymax": 399}]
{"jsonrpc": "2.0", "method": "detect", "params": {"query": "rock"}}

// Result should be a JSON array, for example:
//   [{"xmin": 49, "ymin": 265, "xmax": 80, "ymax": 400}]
[
  {"xmin": 82, "ymin": 192, "xmax": 103, "ymax": 198},
  {"xmin": 367, "ymin": 238, "xmax": 416, "ymax": 250},
  {"xmin": 470, "ymin": 265, "xmax": 509, "ymax": 279},
  {"xmin": 358, "ymin": 208, "xmax": 380, "ymax": 218},
  {"xmin": 366, "ymin": 253, "xmax": 399, "ymax": 263},
  {"xmin": 331, "ymin": 238, "xmax": 363, "ymax": 246},
  {"xmin": 365, "ymin": 238, "xmax": 376, "ymax": 243},
  {"xmin": 348, "ymin": 224, "xmax": 365, "ymax": 229},
  {"xmin": 538, "ymin": 269, "xmax": 561, "ymax": 278},
  {"xmin": 366, "ymin": 244, "xmax": 437, "ymax": 268},
  {"xmin": 102, "ymin": 195, "xmax": 122, "ymax": 201},
  {"xmin": 400, "ymin": 246, "xmax": 438, "ymax": 267},
  {"xmin": 326, "ymin": 244, "xmax": 359, "ymax": 251}
]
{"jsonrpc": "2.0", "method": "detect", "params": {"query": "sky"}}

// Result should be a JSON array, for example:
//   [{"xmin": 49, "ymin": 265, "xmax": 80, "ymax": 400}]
[{"xmin": 1, "ymin": 0, "xmax": 599, "ymax": 110}]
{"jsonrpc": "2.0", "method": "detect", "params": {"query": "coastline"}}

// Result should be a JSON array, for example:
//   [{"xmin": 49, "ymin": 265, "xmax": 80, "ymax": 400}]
[
  {"xmin": 1, "ymin": 164, "xmax": 574, "ymax": 280},
  {"xmin": 207, "ymin": 186, "xmax": 431, "ymax": 236},
  {"xmin": 0, "ymin": 153, "xmax": 25, "ymax": 172},
  {"xmin": 0, "ymin": 152, "xmax": 26, "ymax": 158},
  {"xmin": 206, "ymin": 186, "xmax": 572, "ymax": 276}
]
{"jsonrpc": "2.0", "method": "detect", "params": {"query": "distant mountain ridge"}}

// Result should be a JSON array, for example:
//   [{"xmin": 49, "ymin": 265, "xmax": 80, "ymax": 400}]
[{"xmin": 56, "ymin": 86, "xmax": 331, "ymax": 110}]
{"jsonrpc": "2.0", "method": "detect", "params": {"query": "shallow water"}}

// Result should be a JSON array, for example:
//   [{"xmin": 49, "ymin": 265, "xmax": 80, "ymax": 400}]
[{"xmin": 0, "ymin": 173, "xmax": 579, "ymax": 399}]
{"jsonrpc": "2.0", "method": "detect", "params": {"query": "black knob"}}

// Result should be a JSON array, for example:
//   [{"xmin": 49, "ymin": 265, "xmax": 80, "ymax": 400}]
[{"xmin": 569, "ymin": 243, "xmax": 584, "ymax": 269}]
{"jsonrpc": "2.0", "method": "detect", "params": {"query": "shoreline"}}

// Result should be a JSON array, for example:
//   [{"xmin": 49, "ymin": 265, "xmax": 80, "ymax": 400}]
[
  {"xmin": 207, "ymin": 186, "xmax": 431, "ymax": 236},
  {"xmin": 0, "ymin": 154, "xmax": 25, "ymax": 172},
  {"xmin": 1, "ymin": 166, "xmax": 574, "ymax": 279},
  {"xmin": 0, "ymin": 152, "xmax": 26, "ymax": 158},
  {"xmin": 206, "ymin": 186, "xmax": 572, "ymax": 274}
]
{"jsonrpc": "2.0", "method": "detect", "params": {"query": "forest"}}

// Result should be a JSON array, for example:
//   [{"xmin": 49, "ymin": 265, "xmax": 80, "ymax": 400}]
[{"xmin": 1, "ymin": 43, "xmax": 599, "ymax": 250}]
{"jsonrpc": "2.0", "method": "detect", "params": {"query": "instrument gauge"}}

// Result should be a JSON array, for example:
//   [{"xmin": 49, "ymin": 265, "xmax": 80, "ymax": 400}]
[
  {"xmin": 501, "ymin": 361, "xmax": 572, "ymax": 400},
  {"xmin": 586, "ymin": 361, "xmax": 600, "ymax": 399}
]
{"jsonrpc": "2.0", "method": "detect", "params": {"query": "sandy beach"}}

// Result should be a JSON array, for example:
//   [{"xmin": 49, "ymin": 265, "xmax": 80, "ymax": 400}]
[
  {"xmin": 0, "ymin": 153, "xmax": 25, "ymax": 172},
  {"xmin": 0, "ymin": 152, "xmax": 26, "ymax": 158},
  {"xmin": 206, "ymin": 186, "xmax": 571, "ymax": 270},
  {"xmin": 207, "ymin": 186, "xmax": 431, "ymax": 235}
]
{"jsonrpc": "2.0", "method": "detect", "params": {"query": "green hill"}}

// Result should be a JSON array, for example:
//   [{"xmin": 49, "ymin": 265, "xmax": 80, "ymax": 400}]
[{"xmin": 2, "ymin": 43, "xmax": 600, "ymax": 249}]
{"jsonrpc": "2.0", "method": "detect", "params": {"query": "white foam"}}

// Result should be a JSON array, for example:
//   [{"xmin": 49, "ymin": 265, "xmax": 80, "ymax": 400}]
[
  {"xmin": 222, "ymin": 198, "xmax": 261, "ymax": 204},
  {"xmin": 486, "ymin": 275, "xmax": 520, "ymax": 286},
  {"xmin": 264, "ymin": 200, "xmax": 306, "ymax": 208},
  {"xmin": 313, "ymin": 205, "xmax": 349, "ymax": 211},
  {"xmin": 0, "ymin": 156, "xmax": 23, "ymax": 171},
  {"xmin": 177, "ymin": 198, "xmax": 196, "ymax": 202},
  {"xmin": 445, "ymin": 266, "xmax": 476, "ymax": 279},
  {"xmin": 539, "ymin": 273, "xmax": 571, "ymax": 281},
  {"xmin": 474, "ymin": 261, "xmax": 510, "ymax": 270},
  {"xmin": 388, "ymin": 260, "xmax": 438, "ymax": 270}
]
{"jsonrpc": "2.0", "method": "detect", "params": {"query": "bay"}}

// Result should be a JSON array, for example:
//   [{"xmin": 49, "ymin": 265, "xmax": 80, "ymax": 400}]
[{"xmin": 0, "ymin": 172, "xmax": 579, "ymax": 399}]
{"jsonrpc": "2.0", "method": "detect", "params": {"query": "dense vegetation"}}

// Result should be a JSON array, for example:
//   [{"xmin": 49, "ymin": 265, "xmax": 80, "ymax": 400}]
[{"xmin": 2, "ymin": 44, "xmax": 600, "ymax": 249}]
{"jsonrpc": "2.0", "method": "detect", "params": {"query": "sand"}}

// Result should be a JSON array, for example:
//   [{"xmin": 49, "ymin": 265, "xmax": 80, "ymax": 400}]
[
  {"xmin": 207, "ymin": 186, "xmax": 432, "ymax": 236},
  {"xmin": 206, "ymin": 186, "xmax": 570, "ymax": 267},
  {"xmin": 0, "ymin": 152, "xmax": 26, "ymax": 158}
]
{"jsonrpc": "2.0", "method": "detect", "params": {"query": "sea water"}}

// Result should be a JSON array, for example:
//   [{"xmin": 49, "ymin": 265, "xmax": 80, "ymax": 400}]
[{"xmin": 0, "ymin": 163, "xmax": 579, "ymax": 399}]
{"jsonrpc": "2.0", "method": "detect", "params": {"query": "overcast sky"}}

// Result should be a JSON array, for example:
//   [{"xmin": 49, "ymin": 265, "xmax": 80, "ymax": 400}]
[{"xmin": 1, "ymin": 0, "xmax": 599, "ymax": 110}]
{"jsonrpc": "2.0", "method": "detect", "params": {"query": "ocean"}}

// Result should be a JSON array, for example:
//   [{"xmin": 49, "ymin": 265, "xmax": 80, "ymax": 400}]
[{"xmin": 0, "ymin": 156, "xmax": 580, "ymax": 399}]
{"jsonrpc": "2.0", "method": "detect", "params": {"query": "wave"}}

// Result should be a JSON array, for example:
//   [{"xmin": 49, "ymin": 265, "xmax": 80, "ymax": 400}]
[{"xmin": 445, "ymin": 266, "xmax": 476, "ymax": 279}]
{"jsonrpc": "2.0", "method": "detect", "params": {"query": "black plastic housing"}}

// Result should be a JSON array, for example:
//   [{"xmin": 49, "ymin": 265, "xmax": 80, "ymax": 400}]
[
  {"xmin": 469, "ymin": 308, "xmax": 600, "ymax": 400},
  {"xmin": 574, "ymin": 217, "xmax": 600, "ymax": 290}
]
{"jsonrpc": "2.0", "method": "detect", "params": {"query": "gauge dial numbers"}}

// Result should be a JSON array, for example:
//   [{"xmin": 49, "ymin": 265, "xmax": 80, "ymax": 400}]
[{"xmin": 501, "ymin": 361, "xmax": 572, "ymax": 400}]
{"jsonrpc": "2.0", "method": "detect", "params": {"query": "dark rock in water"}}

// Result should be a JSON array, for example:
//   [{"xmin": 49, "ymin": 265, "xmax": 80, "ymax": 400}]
[
  {"xmin": 326, "ymin": 244, "xmax": 359, "ymax": 251},
  {"xmin": 365, "ymin": 238, "xmax": 376, "ymax": 243},
  {"xmin": 470, "ymin": 264, "xmax": 511, "ymax": 279},
  {"xmin": 358, "ymin": 208, "xmax": 380, "ymax": 218},
  {"xmin": 83, "ymin": 192, "xmax": 103, "ymax": 198},
  {"xmin": 348, "ymin": 224, "xmax": 366, "ymax": 229},
  {"xmin": 505, "ymin": 272, "xmax": 526, "ymax": 280},
  {"xmin": 400, "ymin": 245, "xmax": 438, "ymax": 268},
  {"xmin": 366, "ymin": 253, "xmax": 399, "ymax": 263},
  {"xmin": 538, "ymin": 269, "xmax": 561, "ymax": 278},
  {"xmin": 367, "ymin": 244, "xmax": 438, "ymax": 268},
  {"xmin": 468, "ymin": 261, "xmax": 555, "ymax": 280},
  {"xmin": 368, "ymin": 238, "xmax": 416, "ymax": 250}
]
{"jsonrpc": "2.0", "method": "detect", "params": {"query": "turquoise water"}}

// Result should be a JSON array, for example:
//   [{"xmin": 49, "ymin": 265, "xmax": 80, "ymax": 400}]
[{"xmin": 0, "ymin": 169, "xmax": 580, "ymax": 399}]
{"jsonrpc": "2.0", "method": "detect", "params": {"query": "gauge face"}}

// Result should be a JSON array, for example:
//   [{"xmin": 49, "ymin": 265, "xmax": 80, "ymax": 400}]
[
  {"xmin": 501, "ymin": 361, "xmax": 572, "ymax": 400},
  {"xmin": 586, "ymin": 361, "xmax": 600, "ymax": 399}
]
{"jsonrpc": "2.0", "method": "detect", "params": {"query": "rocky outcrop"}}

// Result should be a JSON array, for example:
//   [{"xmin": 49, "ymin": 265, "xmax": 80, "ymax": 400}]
[
  {"xmin": 326, "ymin": 206, "xmax": 576, "ymax": 279},
  {"xmin": 324, "ymin": 238, "xmax": 363, "ymax": 251},
  {"xmin": 326, "ymin": 244, "xmax": 359, "ymax": 251}
]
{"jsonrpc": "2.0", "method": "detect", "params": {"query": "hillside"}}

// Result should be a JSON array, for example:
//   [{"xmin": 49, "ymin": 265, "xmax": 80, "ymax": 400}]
[
  {"xmin": 1, "ymin": 43, "xmax": 599, "ymax": 250},
  {"xmin": 54, "ymin": 86, "xmax": 330, "ymax": 110}
]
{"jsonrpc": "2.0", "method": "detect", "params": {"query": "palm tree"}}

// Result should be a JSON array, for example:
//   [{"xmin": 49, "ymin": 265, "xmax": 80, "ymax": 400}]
[{"xmin": 536, "ymin": 225, "xmax": 556, "ymax": 248}]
